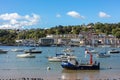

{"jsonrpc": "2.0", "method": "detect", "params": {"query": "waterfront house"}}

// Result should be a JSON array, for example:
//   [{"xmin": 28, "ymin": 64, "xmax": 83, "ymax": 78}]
[
  {"xmin": 15, "ymin": 39, "xmax": 38, "ymax": 46},
  {"xmin": 69, "ymin": 38, "xmax": 81, "ymax": 46},
  {"xmin": 38, "ymin": 38, "xmax": 54, "ymax": 46}
]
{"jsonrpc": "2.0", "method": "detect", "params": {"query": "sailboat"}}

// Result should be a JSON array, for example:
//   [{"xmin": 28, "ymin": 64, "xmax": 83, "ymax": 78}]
[
  {"xmin": 108, "ymin": 36, "xmax": 120, "ymax": 54},
  {"xmin": 89, "ymin": 36, "xmax": 98, "ymax": 54},
  {"xmin": 96, "ymin": 36, "xmax": 111, "ymax": 58},
  {"xmin": 47, "ymin": 39, "xmax": 76, "ymax": 62},
  {"xmin": 11, "ymin": 30, "xmax": 24, "ymax": 52}
]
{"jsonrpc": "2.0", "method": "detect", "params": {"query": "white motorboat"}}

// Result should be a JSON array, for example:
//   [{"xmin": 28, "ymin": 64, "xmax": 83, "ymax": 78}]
[
  {"xmin": 89, "ymin": 49, "xmax": 98, "ymax": 54},
  {"xmin": 0, "ymin": 49, "xmax": 8, "ymax": 54},
  {"xmin": 11, "ymin": 48, "xmax": 24, "ymax": 52},
  {"xmin": 25, "ymin": 48, "xmax": 42, "ymax": 54},
  {"xmin": 47, "ymin": 53, "xmax": 77, "ymax": 62},
  {"xmin": 47, "ymin": 56, "xmax": 62, "ymax": 62},
  {"xmin": 108, "ymin": 49, "xmax": 120, "ymax": 54},
  {"xmin": 96, "ymin": 53, "xmax": 110, "ymax": 58},
  {"xmin": 16, "ymin": 53, "xmax": 35, "ymax": 58}
]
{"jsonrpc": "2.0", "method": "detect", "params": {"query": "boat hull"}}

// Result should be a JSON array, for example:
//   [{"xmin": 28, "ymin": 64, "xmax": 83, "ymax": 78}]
[
  {"xmin": 96, "ymin": 53, "xmax": 110, "ymax": 58},
  {"xmin": 109, "ymin": 51, "xmax": 120, "ymax": 54},
  {"xmin": 108, "ymin": 49, "xmax": 120, "ymax": 54},
  {"xmin": 0, "ymin": 49, "xmax": 8, "ymax": 54},
  {"xmin": 11, "ymin": 49, "xmax": 24, "ymax": 52},
  {"xmin": 25, "ymin": 51, "xmax": 42, "ymax": 54},
  {"xmin": 0, "ymin": 51, "xmax": 8, "ymax": 54},
  {"xmin": 61, "ymin": 62, "xmax": 100, "ymax": 70},
  {"xmin": 47, "ymin": 56, "xmax": 69, "ymax": 62},
  {"xmin": 17, "ymin": 54, "xmax": 35, "ymax": 58},
  {"xmin": 48, "ymin": 57, "xmax": 62, "ymax": 62}
]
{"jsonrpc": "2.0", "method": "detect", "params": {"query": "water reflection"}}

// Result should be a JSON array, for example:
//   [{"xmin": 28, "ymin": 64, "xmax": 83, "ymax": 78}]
[{"xmin": 61, "ymin": 69, "xmax": 100, "ymax": 80}]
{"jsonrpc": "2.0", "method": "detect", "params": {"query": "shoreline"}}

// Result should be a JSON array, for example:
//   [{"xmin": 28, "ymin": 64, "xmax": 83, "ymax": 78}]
[{"xmin": 0, "ymin": 69, "xmax": 120, "ymax": 80}]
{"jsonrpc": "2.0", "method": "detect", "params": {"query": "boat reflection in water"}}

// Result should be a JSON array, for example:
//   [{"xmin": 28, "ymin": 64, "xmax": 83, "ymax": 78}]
[{"xmin": 61, "ymin": 70, "xmax": 100, "ymax": 80}]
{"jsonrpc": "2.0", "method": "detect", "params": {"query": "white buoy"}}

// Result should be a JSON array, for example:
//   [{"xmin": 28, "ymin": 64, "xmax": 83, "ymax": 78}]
[{"xmin": 47, "ymin": 67, "xmax": 51, "ymax": 70}]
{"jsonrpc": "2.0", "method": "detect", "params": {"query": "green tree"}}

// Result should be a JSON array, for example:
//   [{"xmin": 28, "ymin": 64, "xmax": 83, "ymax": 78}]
[{"xmin": 112, "ymin": 28, "xmax": 120, "ymax": 38}]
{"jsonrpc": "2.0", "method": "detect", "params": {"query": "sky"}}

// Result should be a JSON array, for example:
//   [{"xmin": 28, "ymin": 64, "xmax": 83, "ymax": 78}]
[{"xmin": 0, "ymin": 0, "xmax": 120, "ymax": 29}]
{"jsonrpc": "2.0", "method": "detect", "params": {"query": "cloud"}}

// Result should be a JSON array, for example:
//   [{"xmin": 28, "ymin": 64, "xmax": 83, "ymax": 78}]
[
  {"xmin": 56, "ymin": 14, "xmax": 61, "ymax": 18},
  {"xmin": 0, "ymin": 13, "xmax": 21, "ymax": 20},
  {"xmin": 0, "ymin": 13, "xmax": 40, "ymax": 29},
  {"xmin": 67, "ymin": 11, "xmax": 85, "ymax": 19},
  {"xmin": 99, "ymin": 12, "xmax": 111, "ymax": 18}
]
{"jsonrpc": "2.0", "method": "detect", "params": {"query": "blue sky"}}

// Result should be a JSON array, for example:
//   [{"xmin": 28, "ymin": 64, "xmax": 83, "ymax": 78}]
[{"xmin": 0, "ymin": 0, "xmax": 120, "ymax": 29}]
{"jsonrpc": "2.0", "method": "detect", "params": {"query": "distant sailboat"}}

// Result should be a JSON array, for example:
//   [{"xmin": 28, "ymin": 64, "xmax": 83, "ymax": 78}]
[
  {"xmin": 89, "ymin": 36, "xmax": 98, "ymax": 54},
  {"xmin": 97, "ymin": 36, "xmax": 111, "ymax": 58},
  {"xmin": 11, "ymin": 30, "xmax": 24, "ymax": 52},
  {"xmin": 108, "ymin": 36, "xmax": 120, "ymax": 54}
]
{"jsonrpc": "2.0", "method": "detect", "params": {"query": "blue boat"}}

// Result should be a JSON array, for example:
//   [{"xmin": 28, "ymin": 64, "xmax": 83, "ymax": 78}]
[
  {"xmin": 61, "ymin": 52, "xmax": 100, "ymax": 70},
  {"xmin": 61, "ymin": 61, "xmax": 100, "ymax": 70}
]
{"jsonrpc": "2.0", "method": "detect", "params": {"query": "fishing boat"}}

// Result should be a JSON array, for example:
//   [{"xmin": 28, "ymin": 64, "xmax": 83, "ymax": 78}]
[
  {"xmin": 16, "ymin": 53, "xmax": 35, "ymax": 58},
  {"xmin": 61, "ymin": 52, "xmax": 100, "ymax": 70}
]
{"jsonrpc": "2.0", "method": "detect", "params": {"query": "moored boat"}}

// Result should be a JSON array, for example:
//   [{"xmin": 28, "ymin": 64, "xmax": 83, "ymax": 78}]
[
  {"xmin": 25, "ymin": 50, "xmax": 42, "ymax": 54},
  {"xmin": 89, "ymin": 49, "xmax": 98, "ymax": 54},
  {"xmin": 61, "ymin": 61, "xmax": 100, "ymax": 70},
  {"xmin": 11, "ymin": 48, "xmax": 24, "ymax": 52},
  {"xmin": 0, "ymin": 49, "xmax": 8, "ymax": 54},
  {"xmin": 25, "ymin": 48, "xmax": 42, "ymax": 54},
  {"xmin": 16, "ymin": 53, "xmax": 35, "ymax": 58},
  {"xmin": 61, "ymin": 52, "xmax": 100, "ymax": 70},
  {"xmin": 108, "ymin": 49, "xmax": 120, "ymax": 54},
  {"xmin": 47, "ymin": 56, "xmax": 63, "ymax": 62},
  {"xmin": 96, "ymin": 53, "xmax": 110, "ymax": 58},
  {"xmin": 47, "ymin": 53, "xmax": 77, "ymax": 62},
  {"xmin": 88, "ymin": 47, "xmax": 98, "ymax": 54}
]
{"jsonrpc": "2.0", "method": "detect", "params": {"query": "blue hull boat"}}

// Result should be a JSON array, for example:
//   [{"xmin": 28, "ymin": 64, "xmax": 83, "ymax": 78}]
[
  {"xmin": 61, "ymin": 61, "xmax": 100, "ymax": 70},
  {"xmin": 61, "ymin": 50, "xmax": 100, "ymax": 70}
]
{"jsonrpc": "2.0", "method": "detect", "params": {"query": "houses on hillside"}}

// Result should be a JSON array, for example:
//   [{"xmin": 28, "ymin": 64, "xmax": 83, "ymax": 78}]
[{"xmin": 15, "ymin": 33, "xmax": 120, "ymax": 47}]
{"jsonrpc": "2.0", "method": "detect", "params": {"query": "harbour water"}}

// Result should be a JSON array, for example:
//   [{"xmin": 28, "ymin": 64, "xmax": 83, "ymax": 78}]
[{"xmin": 0, "ymin": 46, "xmax": 120, "ymax": 80}]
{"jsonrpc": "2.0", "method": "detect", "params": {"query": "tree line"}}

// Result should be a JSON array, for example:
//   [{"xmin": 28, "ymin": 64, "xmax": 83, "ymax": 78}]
[{"xmin": 0, "ymin": 22, "xmax": 120, "ymax": 45}]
